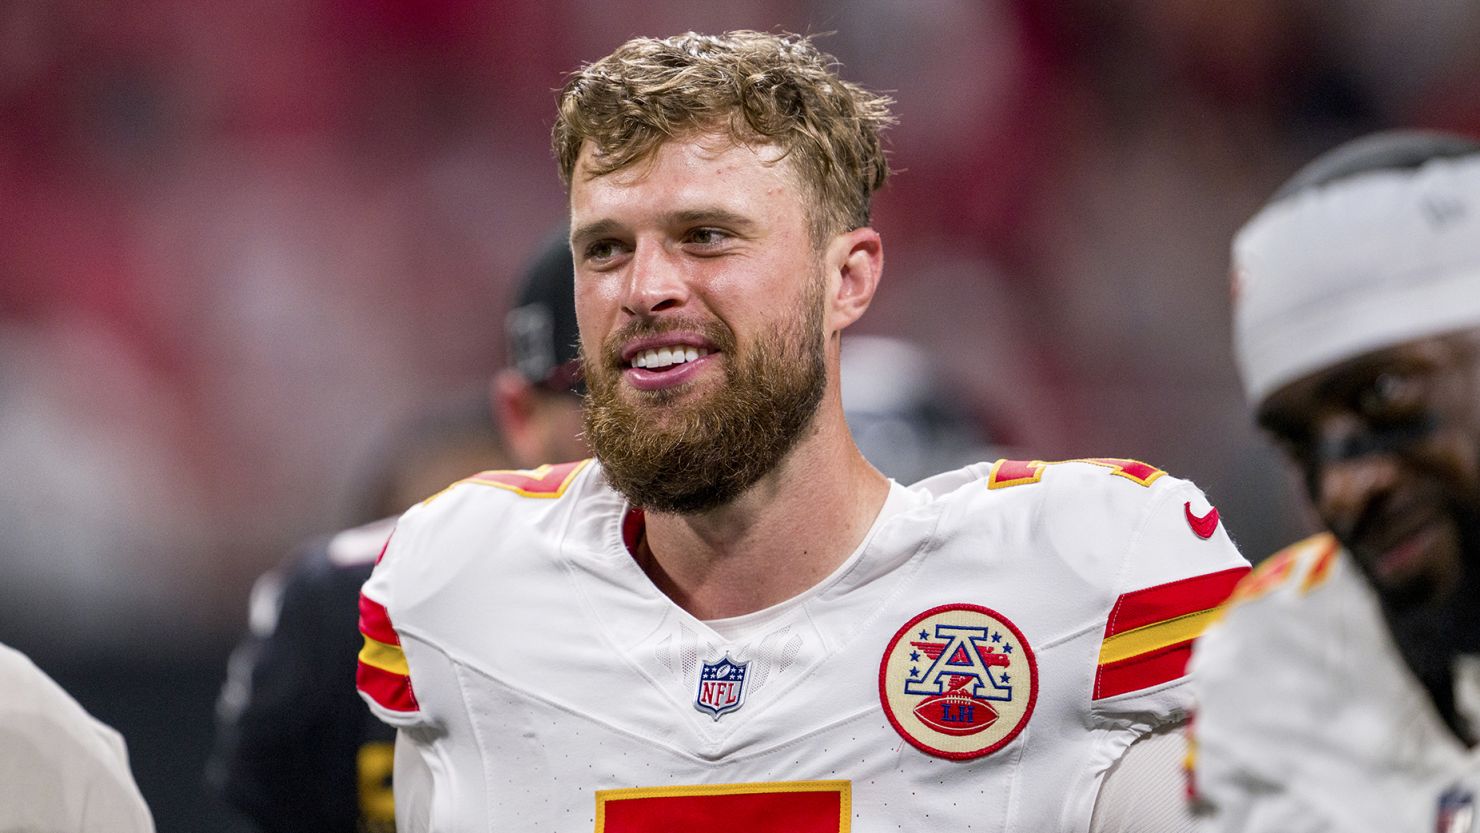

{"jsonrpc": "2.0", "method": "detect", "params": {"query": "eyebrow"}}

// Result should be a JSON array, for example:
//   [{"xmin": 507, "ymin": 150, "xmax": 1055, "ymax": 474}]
[
  {"xmin": 665, "ymin": 208, "xmax": 757, "ymax": 232},
  {"xmin": 570, "ymin": 208, "xmax": 758, "ymax": 249},
  {"xmin": 569, "ymin": 218, "xmax": 622, "ymax": 250}
]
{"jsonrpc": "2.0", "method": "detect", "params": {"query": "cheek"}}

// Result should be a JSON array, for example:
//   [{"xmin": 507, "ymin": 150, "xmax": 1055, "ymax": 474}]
[
  {"xmin": 1417, "ymin": 431, "xmax": 1480, "ymax": 502},
  {"xmin": 1456, "ymin": 436, "xmax": 1480, "ymax": 499},
  {"xmin": 574, "ymin": 284, "xmax": 616, "ymax": 343},
  {"xmin": 690, "ymin": 267, "xmax": 777, "ymax": 331}
]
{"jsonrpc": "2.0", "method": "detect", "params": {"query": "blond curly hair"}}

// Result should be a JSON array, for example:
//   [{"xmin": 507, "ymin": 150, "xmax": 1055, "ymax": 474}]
[{"xmin": 553, "ymin": 31, "xmax": 895, "ymax": 242}]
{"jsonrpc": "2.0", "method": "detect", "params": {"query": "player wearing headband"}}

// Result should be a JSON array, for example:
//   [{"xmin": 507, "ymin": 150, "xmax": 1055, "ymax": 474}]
[
  {"xmin": 1190, "ymin": 131, "xmax": 1480, "ymax": 832},
  {"xmin": 357, "ymin": 31, "xmax": 1248, "ymax": 831}
]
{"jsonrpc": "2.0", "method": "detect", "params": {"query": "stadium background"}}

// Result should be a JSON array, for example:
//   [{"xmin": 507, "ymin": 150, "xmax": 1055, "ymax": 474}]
[{"xmin": 2, "ymin": 0, "xmax": 1478, "ymax": 828}]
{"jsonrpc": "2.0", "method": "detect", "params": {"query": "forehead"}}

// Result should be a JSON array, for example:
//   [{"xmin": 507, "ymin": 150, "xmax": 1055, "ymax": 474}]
[{"xmin": 569, "ymin": 133, "xmax": 806, "ymax": 221}]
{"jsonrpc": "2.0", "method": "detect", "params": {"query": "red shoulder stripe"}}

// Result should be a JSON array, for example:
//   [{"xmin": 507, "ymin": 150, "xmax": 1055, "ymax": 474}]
[
  {"xmin": 1104, "ymin": 567, "xmax": 1249, "ymax": 638},
  {"xmin": 358, "ymin": 594, "xmax": 399, "ymax": 646},
  {"xmin": 357, "ymin": 658, "xmax": 419, "ymax": 713},
  {"xmin": 1093, "ymin": 567, "xmax": 1249, "ymax": 700},
  {"xmin": 1096, "ymin": 640, "xmax": 1195, "ymax": 700}
]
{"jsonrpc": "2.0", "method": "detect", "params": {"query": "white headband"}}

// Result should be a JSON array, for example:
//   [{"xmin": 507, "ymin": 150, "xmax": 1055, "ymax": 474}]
[{"xmin": 1232, "ymin": 153, "xmax": 1480, "ymax": 404}]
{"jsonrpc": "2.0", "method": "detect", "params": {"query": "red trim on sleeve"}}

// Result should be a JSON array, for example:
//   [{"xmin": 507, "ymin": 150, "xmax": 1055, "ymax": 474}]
[
  {"xmin": 1103, "ymin": 567, "xmax": 1249, "ymax": 638},
  {"xmin": 357, "ymin": 659, "xmax": 419, "ymax": 713},
  {"xmin": 1094, "ymin": 639, "xmax": 1195, "ymax": 700},
  {"xmin": 358, "ymin": 594, "xmax": 400, "ymax": 646}
]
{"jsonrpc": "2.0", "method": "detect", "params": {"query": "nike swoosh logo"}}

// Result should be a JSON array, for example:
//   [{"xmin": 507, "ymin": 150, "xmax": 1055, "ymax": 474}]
[{"xmin": 1184, "ymin": 502, "xmax": 1219, "ymax": 539}]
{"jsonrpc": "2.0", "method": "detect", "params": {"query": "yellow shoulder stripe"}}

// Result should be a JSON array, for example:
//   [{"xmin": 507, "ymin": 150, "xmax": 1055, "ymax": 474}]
[{"xmin": 358, "ymin": 634, "xmax": 409, "ymax": 677}]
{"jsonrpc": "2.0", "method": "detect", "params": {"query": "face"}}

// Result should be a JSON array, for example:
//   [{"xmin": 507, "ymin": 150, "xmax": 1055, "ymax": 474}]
[
  {"xmin": 569, "ymin": 133, "xmax": 832, "ymax": 513},
  {"xmin": 1257, "ymin": 331, "xmax": 1480, "ymax": 614}
]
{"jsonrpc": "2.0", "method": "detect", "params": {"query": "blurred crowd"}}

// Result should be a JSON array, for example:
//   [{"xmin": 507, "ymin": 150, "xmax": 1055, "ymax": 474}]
[{"xmin": 2, "ymin": 1, "xmax": 1478, "ymax": 828}]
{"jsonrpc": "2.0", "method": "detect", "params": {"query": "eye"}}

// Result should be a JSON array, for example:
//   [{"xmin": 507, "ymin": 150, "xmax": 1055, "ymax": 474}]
[
  {"xmin": 583, "ymin": 238, "xmax": 626, "ymax": 265},
  {"xmin": 1357, "ymin": 369, "xmax": 1426, "ymax": 424},
  {"xmin": 683, "ymin": 227, "xmax": 730, "ymax": 248}
]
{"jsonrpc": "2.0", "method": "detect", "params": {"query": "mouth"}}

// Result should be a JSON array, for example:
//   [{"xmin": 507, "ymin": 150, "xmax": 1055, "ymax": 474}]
[
  {"xmin": 1366, "ymin": 524, "xmax": 1442, "ymax": 584},
  {"xmin": 628, "ymin": 345, "xmax": 712, "ymax": 370},
  {"xmin": 619, "ymin": 337, "xmax": 720, "ymax": 392},
  {"xmin": 1349, "ymin": 501, "xmax": 1463, "ymax": 598}
]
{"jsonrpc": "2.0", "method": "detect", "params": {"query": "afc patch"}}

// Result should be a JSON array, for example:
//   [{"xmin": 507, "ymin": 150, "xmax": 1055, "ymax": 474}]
[
  {"xmin": 878, "ymin": 604, "xmax": 1037, "ymax": 760},
  {"xmin": 695, "ymin": 655, "xmax": 749, "ymax": 721}
]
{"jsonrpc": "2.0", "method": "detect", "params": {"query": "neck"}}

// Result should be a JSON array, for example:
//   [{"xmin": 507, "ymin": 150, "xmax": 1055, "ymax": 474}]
[{"xmin": 632, "ymin": 398, "xmax": 890, "ymax": 620}]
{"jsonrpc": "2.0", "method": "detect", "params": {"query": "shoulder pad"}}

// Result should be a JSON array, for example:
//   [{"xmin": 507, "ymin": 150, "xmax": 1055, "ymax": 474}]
[
  {"xmin": 986, "ymin": 457, "xmax": 1168, "ymax": 491},
  {"xmin": 1229, "ymin": 532, "xmax": 1341, "ymax": 607},
  {"xmin": 422, "ymin": 459, "xmax": 592, "ymax": 505}
]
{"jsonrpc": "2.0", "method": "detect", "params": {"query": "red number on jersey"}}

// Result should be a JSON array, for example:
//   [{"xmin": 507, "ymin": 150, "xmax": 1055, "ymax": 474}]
[
  {"xmin": 987, "ymin": 457, "xmax": 1165, "ymax": 490},
  {"xmin": 596, "ymin": 781, "xmax": 850, "ymax": 832}
]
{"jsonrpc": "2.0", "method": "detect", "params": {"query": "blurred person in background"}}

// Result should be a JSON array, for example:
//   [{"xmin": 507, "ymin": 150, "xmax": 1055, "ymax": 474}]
[
  {"xmin": 208, "ymin": 232, "xmax": 587, "ymax": 833},
  {"xmin": 840, "ymin": 335, "xmax": 1007, "ymax": 484},
  {"xmin": 357, "ymin": 31, "xmax": 1246, "ymax": 831},
  {"xmin": 0, "ymin": 642, "xmax": 155, "ymax": 832},
  {"xmin": 1190, "ymin": 132, "xmax": 1480, "ymax": 832}
]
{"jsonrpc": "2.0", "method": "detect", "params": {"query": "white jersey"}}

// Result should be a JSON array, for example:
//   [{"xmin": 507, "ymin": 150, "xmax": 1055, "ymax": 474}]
[
  {"xmin": 0, "ymin": 642, "xmax": 155, "ymax": 833},
  {"xmin": 1435, "ymin": 718, "xmax": 1480, "ymax": 833},
  {"xmin": 1190, "ymin": 534, "xmax": 1480, "ymax": 833},
  {"xmin": 358, "ymin": 457, "xmax": 1247, "ymax": 832}
]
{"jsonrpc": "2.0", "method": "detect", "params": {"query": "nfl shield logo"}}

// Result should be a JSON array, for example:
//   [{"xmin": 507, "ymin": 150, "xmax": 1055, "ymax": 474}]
[
  {"xmin": 1437, "ymin": 786, "xmax": 1476, "ymax": 833},
  {"xmin": 695, "ymin": 655, "xmax": 749, "ymax": 721}
]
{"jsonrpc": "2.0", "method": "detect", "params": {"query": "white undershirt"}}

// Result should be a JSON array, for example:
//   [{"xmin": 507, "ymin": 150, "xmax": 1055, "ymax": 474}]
[{"xmin": 1091, "ymin": 723, "xmax": 1200, "ymax": 833}]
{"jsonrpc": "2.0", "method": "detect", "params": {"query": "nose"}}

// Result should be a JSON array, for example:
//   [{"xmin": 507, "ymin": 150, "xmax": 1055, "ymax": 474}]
[
  {"xmin": 620, "ymin": 242, "xmax": 689, "ymax": 319},
  {"xmin": 1309, "ymin": 415, "xmax": 1401, "ymax": 537}
]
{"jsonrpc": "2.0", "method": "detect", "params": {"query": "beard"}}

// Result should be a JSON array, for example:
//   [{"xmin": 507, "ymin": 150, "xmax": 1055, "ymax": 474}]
[
  {"xmin": 581, "ymin": 280, "xmax": 827, "ymax": 515},
  {"xmin": 1369, "ymin": 499, "xmax": 1480, "ymax": 744}
]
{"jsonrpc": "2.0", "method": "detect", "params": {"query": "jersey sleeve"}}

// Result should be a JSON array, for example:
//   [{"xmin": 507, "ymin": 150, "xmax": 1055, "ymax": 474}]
[
  {"xmin": 1090, "ymin": 476, "xmax": 1250, "ymax": 726},
  {"xmin": 356, "ymin": 461, "xmax": 593, "ymax": 730},
  {"xmin": 356, "ymin": 523, "xmax": 426, "ymax": 727},
  {"xmin": 1187, "ymin": 534, "xmax": 1356, "ymax": 833}
]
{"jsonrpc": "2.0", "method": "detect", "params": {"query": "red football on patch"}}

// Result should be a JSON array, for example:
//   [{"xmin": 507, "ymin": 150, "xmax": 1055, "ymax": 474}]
[{"xmin": 913, "ymin": 692, "xmax": 998, "ymax": 736}]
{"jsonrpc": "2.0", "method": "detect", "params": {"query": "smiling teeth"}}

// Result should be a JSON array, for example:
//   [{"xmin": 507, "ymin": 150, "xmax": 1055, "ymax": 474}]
[{"xmin": 632, "ymin": 346, "xmax": 709, "ymax": 369}]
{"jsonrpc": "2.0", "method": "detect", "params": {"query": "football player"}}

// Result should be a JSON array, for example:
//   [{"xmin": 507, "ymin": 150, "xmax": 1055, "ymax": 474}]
[
  {"xmin": 359, "ymin": 31, "xmax": 1248, "ymax": 832},
  {"xmin": 1190, "ymin": 131, "xmax": 1480, "ymax": 831},
  {"xmin": 209, "ymin": 231, "xmax": 587, "ymax": 833},
  {"xmin": 0, "ymin": 641, "xmax": 155, "ymax": 831}
]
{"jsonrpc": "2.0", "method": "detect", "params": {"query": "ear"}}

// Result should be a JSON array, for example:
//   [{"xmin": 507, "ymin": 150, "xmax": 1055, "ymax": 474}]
[
  {"xmin": 490, "ymin": 369, "xmax": 541, "ymax": 465},
  {"xmin": 824, "ymin": 227, "xmax": 883, "ymax": 333}
]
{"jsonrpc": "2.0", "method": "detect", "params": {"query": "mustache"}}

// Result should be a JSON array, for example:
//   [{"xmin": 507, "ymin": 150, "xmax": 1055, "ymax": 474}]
[
  {"xmin": 597, "ymin": 316, "xmax": 737, "ymax": 370},
  {"xmin": 1346, "ymin": 481, "xmax": 1454, "ymax": 564}
]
